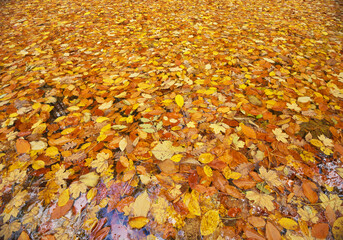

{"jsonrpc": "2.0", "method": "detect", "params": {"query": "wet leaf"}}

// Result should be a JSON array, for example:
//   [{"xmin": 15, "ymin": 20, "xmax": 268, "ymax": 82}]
[{"xmin": 128, "ymin": 217, "xmax": 149, "ymax": 229}]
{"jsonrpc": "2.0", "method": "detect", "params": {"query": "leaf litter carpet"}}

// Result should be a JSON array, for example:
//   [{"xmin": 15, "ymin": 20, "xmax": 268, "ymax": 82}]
[{"xmin": 0, "ymin": 0, "xmax": 343, "ymax": 239}]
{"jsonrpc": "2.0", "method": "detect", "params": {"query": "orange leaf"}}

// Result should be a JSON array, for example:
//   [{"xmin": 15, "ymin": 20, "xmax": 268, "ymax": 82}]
[
  {"xmin": 16, "ymin": 139, "xmax": 31, "ymax": 154},
  {"xmin": 41, "ymin": 236, "xmax": 55, "ymax": 240},
  {"xmin": 225, "ymin": 185, "xmax": 244, "ymax": 199},
  {"xmin": 311, "ymin": 223, "xmax": 329, "ymax": 239},
  {"xmin": 266, "ymin": 221, "xmax": 281, "ymax": 240},
  {"xmin": 248, "ymin": 216, "xmax": 266, "ymax": 228},
  {"xmin": 302, "ymin": 181, "xmax": 318, "ymax": 203},
  {"xmin": 50, "ymin": 199, "xmax": 73, "ymax": 219},
  {"xmin": 244, "ymin": 227, "xmax": 265, "ymax": 240},
  {"xmin": 240, "ymin": 123, "xmax": 256, "ymax": 139},
  {"xmin": 18, "ymin": 231, "xmax": 30, "ymax": 240}
]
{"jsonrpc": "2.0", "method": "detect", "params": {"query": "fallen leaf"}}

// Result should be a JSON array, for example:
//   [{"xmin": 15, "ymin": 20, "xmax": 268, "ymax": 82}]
[
  {"xmin": 58, "ymin": 189, "xmax": 70, "ymax": 207},
  {"xmin": 16, "ymin": 139, "xmax": 31, "ymax": 154},
  {"xmin": 248, "ymin": 216, "xmax": 266, "ymax": 228},
  {"xmin": 278, "ymin": 218, "xmax": 298, "ymax": 230},
  {"xmin": 302, "ymin": 181, "xmax": 318, "ymax": 203},
  {"xmin": 240, "ymin": 123, "xmax": 256, "ymax": 139},
  {"xmin": 128, "ymin": 217, "xmax": 149, "ymax": 229},
  {"xmin": 200, "ymin": 210, "xmax": 220, "ymax": 236},
  {"xmin": 50, "ymin": 199, "xmax": 73, "ymax": 219},
  {"xmin": 199, "ymin": 153, "xmax": 215, "ymax": 164},
  {"xmin": 246, "ymin": 191, "xmax": 275, "ymax": 211},
  {"xmin": 332, "ymin": 217, "xmax": 343, "ymax": 240},
  {"xmin": 175, "ymin": 94, "xmax": 184, "ymax": 108},
  {"xmin": 18, "ymin": 231, "xmax": 30, "ymax": 240},
  {"xmin": 132, "ymin": 191, "xmax": 150, "ymax": 217},
  {"xmin": 79, "ymin": 172, "xmax": 100, "ymax": 187},
  {"xmin": 265, "ymin": 221, "xmax": 281, "ymax": 240},
  {"xmin": 311, "ymin": 223, "xmax": 329, "ymax": 239}
]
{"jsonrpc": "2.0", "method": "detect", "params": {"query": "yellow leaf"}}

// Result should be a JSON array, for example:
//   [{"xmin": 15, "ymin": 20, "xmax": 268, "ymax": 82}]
[
  {"xmin": 80, "ymin": 172, "xmax": 99, "ymax": 187},
  {"xmin": 269, "ymin": 71, "xmax": 276, "ymax": 77},
  {"xmin": 58, "ymin": 189, "xmax": 70, "ymax": 207},
  {"xmin": 246, "ymin": 191, "xmax": 275, "ymax": 211},
  {"xmin": 133, "ymin": 191, "xmax": 150, "ymax": 217},
  {"xmin": 87, "ymin": 188, "xmax": 97, "ymax": 202},
  {"xmin": 98, "ymin": 100, "xmax": 113, "ymax": 110},
  {"xmin": 69, "ymin": 181, "xmax": 87, "ymax": 199},
  {"xmin": 32, "ymin": 102, "xmax": 42, "ymax": 110},
  {"xmin": 200, "ymin": 210, "xmax": 220, "ymax": 236},
  {"xmin": 61, "ymin": 127, "xmax": 75, "ymax": 135},
  {"xmin": 222, "ymin": 167, "xmax": 241, "ymax": 180},
  {"xmin": 199, "ymin": 153, "xmax": 215, "ymax": 164},
  {"xmin": 203, "ymin": 165, "xmax": 213, "ymax": 177},
  {"xmin": 119, "ymin": 137, "xmax": 127, "ymax": 151},
  {"xmin": 278, "ymin": 217, "xmax": 298, "ymax": 230},
  {"xmin": 129, "ymin": 217, "xmax": 149, "ymax": 229},
  {"xmin": 97, "ymin": 133, "xmax": 107, "ymax": 142},
  {"xmin": 32, "ymin": 160, "xmax": 45, "ymax": 170},
  {"xmin": 171, "ymin": 154, "xmax": 183, "ymax": 162},
  {"xmin": 310, "ymin": 139, "xmax": 323, "ymax": 148},
  {"xmin": 175, "ymin": 94, "xmax": 184, "ymax": 108},
  {"xmin": 127, "ymin": 115, "xmax": 134, "ymax": 123},
  {"xmin": 96, "ymin": 117, "xmax": 109, "ymax": 123},
  {"xmin": 46, "ymin": 146, "xmax": 59, "ymax": 157},
  {"xmin": 67, "ymin": 106, "xmax": 80, "ymax": 111},
  {"xmin": 183, "ymin": 190, "xmax": 201, "ymax": 216}
]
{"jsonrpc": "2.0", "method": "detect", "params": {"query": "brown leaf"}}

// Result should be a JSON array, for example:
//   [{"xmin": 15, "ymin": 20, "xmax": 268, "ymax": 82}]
[
  {"xmin": 302, "ymin": 180, "xmax": 318, "ymax": 203},
  {"xmin": 50, "ymin": 199, "xmax": 73, "ymax": 219},
  {"xmin": 311, "ymin": 223, "xmax": 329, "ymax": 239},
  {"xmin": 266, "ymin": 221, "xmax": 281, "ymax": 240}
]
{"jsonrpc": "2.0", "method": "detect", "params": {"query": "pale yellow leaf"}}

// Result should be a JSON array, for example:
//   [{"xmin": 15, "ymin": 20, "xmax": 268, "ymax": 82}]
[
  {"xmin": 133, "ymin": 191, "xmax": 150, "ymax": 217},
  {"xmin": 246, "ymin": 191, "xmax": 275, "ymax": 211}
]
